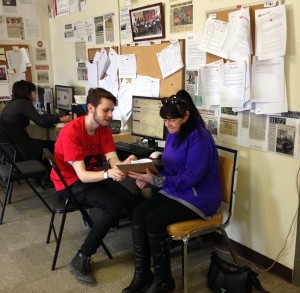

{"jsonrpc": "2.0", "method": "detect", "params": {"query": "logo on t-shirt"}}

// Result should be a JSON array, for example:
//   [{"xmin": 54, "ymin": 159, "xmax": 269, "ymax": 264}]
[{"xmin": 84, "ymin": 154, "xmax": 105, "ymax": 171}]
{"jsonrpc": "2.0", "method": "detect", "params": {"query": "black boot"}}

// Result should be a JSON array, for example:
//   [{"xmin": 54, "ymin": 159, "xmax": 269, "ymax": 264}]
[
  {"xmin": 122, "ymin": 225, "xmax": 154, "ymax": 293},
  {"xmin": 145, "ymin": 233, "xmax": 175, "ymax": 293},
  {"xmin": 69, "ymin": 251, "xmax": 96, "ymax": 284}
]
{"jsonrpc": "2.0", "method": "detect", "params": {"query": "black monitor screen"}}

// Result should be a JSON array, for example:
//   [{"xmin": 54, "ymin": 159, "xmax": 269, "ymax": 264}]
[
  {"xmin": 54, "ymin": 85, "xmax": 75, "ymax": 112},
  {"xmin": 131, "ymin": 96, "xmax": 165, "ymax": 147}
]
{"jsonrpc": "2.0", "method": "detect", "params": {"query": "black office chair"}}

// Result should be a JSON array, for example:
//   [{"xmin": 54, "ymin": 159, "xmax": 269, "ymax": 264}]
[
  {"xmin": 43, "ymin": 148, "xmax": 113, "ymax": 270},
  {"xmin": 0, "ymin": 126, "xmax": 51, "ymax": 224}
]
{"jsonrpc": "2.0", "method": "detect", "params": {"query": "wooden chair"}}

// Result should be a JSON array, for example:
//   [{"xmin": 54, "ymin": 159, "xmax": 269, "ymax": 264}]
[
  {"xmin": 0, "ymin": 125, "xmax": 51, "ymax": 224},
  {"xmin": 43, "ymin": 148, "xmax": 113, "ymax": 270},
  {"xmin": 166, "ymin": 145, "xmax": 239, "ymax": 293}
]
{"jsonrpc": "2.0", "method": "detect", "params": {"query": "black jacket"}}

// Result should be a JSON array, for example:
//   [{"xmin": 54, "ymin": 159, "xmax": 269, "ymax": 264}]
[{"xmin": 0, "ymin": 99, "xmax": 60, "ymax": 160}]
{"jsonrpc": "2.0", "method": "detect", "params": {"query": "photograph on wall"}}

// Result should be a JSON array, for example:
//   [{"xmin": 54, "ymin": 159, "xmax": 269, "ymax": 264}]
[
  {"xmin": 35, "ymin": 47, "xmax": 47, "ymax": 62},
  {"xmin": 36, "ymin": 71, "xmax": 49, "ymax": 85},
  {"xmin": 6, "ymin": 16, "xmax": 24, "ymax": 39},
  {"xmin": 170, "ymin": 0, "xmax": 193, "ymax": 33},
  {"xmin": 77, "ymin": 62, "xmax": 88, "ymax": 80},
  {"xmin": 0, "ymin": 65, "xmax": 8, "ymax": 83},
  {"xmin": 94, "ymin": 16, "xmax": 104, "ymax": 44},
  {"xmin": 104, "ymin": 13, "xmax": 115, "ymax": 43},
  {"xmin": 129, "ymin": 3, "xmax": 165, "ymax": 42}
]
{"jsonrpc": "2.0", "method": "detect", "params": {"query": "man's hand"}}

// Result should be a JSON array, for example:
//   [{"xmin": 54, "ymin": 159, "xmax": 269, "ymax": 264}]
[{"xmin": 122, "ymin": 154, "xmax": 137, "ymax": 164}]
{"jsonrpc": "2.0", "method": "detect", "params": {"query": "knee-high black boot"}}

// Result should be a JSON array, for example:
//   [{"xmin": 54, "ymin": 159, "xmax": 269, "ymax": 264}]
[
  {"xmin": 145, "ymin": 233, "xmax": 175, "ymax": 293},
  {"xmin": 122, "ymin": 225, "xmax": 154, "ymax": 293}
]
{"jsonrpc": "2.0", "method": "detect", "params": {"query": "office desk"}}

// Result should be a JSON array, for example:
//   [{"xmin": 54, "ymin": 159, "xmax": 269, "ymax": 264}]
[
  {"xmin": 28, "ymin": 121, "xmax": 142, "ymax": 144},
  {"xmin": 54, "ymin": 124, "xmax": 141, "ymax": 143}
]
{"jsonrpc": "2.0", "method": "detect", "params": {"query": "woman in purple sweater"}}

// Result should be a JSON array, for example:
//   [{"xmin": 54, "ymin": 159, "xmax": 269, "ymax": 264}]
[{"xmin": 123, "ymin": 90, "xmax": 222, "ymax": 293}]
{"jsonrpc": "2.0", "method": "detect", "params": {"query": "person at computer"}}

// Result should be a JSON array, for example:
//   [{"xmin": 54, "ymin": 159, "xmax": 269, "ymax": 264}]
[
  {"xmin": 122, "ymin": 90, "xmax": 222, "ymax": 293},
  {"xmin": 50, "ymin": 87, "xmax": 141, "ymax": 284},
  {"xmin": 0, "ymin": 80, "xmax": 71, "ymax": 171}
]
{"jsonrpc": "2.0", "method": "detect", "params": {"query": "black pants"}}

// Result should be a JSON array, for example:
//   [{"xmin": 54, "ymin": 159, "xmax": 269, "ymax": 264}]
[
  {"xmin": 132, "ymin": 189, "xmax": 200, "ymax": 234},
  {"xmin": 60, "ymin": 179, "xmax": 140, "ymax": 256}
]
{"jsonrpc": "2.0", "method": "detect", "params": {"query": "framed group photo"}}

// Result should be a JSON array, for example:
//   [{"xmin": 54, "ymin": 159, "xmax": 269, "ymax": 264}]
[{"xmin": 129, "ymin": 3, "xmax": 165, "ymax": 42}]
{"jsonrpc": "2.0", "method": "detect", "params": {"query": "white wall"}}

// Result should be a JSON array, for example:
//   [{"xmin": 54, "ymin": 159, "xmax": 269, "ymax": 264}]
[{"xmin": 1, "ymin": 0, "xmax": 300, "ymax": 271}]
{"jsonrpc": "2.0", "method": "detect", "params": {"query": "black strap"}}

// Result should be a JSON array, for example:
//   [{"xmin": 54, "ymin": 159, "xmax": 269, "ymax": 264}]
[{"xmin": 251, "ymin": 271, "xmax": 269, "ymax": 293}]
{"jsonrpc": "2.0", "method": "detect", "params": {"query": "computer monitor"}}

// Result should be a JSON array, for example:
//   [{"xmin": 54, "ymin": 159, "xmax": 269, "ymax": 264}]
[
  {"xmin": 54, "ymin": 85, "xmax": 75, "ymax": 113},
  {"xmin": 131, "ymin": 96, "xmax": 166, "ymax": 147}
]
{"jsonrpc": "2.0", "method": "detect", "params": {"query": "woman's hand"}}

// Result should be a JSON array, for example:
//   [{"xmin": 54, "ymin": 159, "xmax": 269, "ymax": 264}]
[
  {"xmin": 60, "ymin": 115, "xmax": 72, "ymax": 123},
  {"xmin": 128, "ymin": 169, "xmax": 154, "ymax": 183},
  {"xmin": 136, "ymin": 179, "xmax": 148, "ymax": 189}
]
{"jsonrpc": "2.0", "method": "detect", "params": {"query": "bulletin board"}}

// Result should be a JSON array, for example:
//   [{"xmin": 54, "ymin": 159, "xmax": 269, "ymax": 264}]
[
  {"xmin": 205, "ymin": 1, "xmax": 281, "ymax": 64},
  {"xmin": 120, "ymin": 40, "xmax": 185, "ymax": 97},
  {"xmin": 0, "ymin": 44, "xmax": 32, "ymax": 82},
  {"xmin": 87, "ymin": 46, "xmax": 119, "ymax": 61}
]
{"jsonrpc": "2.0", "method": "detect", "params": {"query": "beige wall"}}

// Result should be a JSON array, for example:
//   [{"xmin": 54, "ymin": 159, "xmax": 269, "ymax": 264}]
[{"xmin": 1, "ymin": 0, "xmax": 300, "ymax": 271}]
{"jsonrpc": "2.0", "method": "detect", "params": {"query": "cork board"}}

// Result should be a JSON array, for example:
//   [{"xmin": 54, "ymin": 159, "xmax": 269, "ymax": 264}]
[
  {"xmin": 0, "ymin": 44, "xmax": 32, "ymax": 81},
  {"xmin": 205, "ymin": 1, "xmax": 280, "ymax": 63},
  {"xmin": 87, "ymin": 46, "xmax": 119, "ymax": 61},
  {"xmin": 120, "ymin": 40, "xmax": 185, "ymax": 97}
]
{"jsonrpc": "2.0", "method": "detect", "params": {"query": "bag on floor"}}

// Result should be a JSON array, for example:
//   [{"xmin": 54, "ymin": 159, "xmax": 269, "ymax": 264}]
[{"xmin": 207, "ymin": 252, "xmax": 269, "ymax": 293}]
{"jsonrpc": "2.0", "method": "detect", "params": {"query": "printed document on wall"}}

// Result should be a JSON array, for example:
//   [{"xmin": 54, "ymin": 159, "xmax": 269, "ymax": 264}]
[
  {"xmin": 217, "ymin": 107, "xmax": 242, "ymax": 145},
  {"xmin": 251, "ymin": 56, "xmax": 285, "ymax": 103},
  {"xmin": 228, "ymin": 7, "xmax": 252, "ymax": 61},
  {"xmin": 255, "ymin": 4, "xmax": 286, "ymax": 60},
  {"xmin": 267, "ymin": 112, "xmax": 300, "ymax": 158},
  {"xmin": 156, "ymin": 40, "xmax": 183, "ymax": 79},
  {"xmin": 220, "ymin": 61, "xmax": 246, "ymax": 108},
  {"xmin": 185, "ymin": 31, "xmax": 206, "ymax": 69},
  {"xmin": 240, "ymin": 111, "xmax": 268, "ymax": 151},
  {"xmin": 199, "ymin": 18, "xmax": 231, "ymax": 59},
  {"xmin": 119, "ymin": 54, "xmax": 136, "ymax": 79},
  {"xmin": 201, "ymin": 60, "xmax": 223, "ymax": 106}
]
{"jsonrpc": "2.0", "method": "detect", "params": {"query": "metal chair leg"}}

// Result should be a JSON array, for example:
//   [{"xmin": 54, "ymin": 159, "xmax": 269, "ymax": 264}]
[
  {"xmin": 52, "ymin": 212, "xmax": 68, "ymax": 270},
  {"xmin": 0, "ymin": 181, "xmax": 13, "ymax": 224},
  {"xmin": 182, "ymin": 237, "xmax": 189, "ymax": 293},
  {"xmin": 46, "ymin": 212, "xmax": 56, "ymax": 243}
]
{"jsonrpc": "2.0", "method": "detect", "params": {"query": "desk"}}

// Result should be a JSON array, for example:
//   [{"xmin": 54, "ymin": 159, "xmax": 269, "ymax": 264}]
[{"xmin": 54, "ymin": 124, "xmax": 141, "ymax": 144}]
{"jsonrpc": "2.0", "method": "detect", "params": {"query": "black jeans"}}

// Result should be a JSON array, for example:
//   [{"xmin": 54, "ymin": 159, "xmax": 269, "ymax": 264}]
[
  {"xmin": 59, "ymin": 179, "xmax": 140, "ymax": 256},
  {"xmin": 132, "ymin": 189, "xmax": 199, "ymax": 234}
]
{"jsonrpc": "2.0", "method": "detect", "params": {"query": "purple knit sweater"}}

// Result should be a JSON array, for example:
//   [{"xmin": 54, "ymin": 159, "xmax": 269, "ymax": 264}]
[{"xmin": 159, "ymin": 126, "xmax": 222, "ymax": 218}]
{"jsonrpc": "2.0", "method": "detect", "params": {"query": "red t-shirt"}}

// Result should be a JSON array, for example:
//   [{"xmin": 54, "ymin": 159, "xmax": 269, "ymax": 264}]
[{"xmin": 51, "ymin": 116, "xmax": 115, "ymax": 190}]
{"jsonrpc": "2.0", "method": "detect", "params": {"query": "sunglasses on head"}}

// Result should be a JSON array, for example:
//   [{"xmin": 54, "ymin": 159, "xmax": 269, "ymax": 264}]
[{"xmin": 161, "ymin": 95, "xmax": 186, "ymax": 105}]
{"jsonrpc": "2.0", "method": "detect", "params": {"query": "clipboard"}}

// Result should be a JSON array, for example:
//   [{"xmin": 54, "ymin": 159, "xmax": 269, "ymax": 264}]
[{"xmin": 116, "ymin": 159, "xmax": 159, "ymax": 174}]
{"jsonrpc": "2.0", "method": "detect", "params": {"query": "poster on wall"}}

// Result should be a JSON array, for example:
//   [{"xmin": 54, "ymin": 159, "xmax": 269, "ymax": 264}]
[{"xmin": 170, "ymin": 0, "xmax": 193, "ymax": 34}]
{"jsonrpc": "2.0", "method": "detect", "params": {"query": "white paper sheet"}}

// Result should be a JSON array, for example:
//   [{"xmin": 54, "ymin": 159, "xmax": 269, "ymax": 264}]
[
  {"xmin": 255, "ymin": 4, "xmax": 286, "ymax": 60},
  {"xmin": 156, "ymin": 40, "xmax": 183, "ymax": 79}
]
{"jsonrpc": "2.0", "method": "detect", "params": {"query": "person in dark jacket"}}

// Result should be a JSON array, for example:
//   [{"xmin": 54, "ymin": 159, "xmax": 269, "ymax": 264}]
[
  {"xmin": 122, "ymin": 90, "xmax": 222, "ymax": 293},
  {"xmin": 0, "ymin": 80, "xmax": 71, "ymax": 170}
]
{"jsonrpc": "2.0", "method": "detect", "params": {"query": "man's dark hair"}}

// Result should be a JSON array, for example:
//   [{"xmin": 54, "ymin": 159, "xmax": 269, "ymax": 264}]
[{"xmin": 86, "ymin": 88, "xmax": 118, "ymax": 108}]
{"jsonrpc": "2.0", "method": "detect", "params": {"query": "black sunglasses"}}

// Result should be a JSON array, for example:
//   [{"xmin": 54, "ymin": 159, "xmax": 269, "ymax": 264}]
[{"xmin": 161, "ymin": 95, "xmax": 186, "ymax": 105}]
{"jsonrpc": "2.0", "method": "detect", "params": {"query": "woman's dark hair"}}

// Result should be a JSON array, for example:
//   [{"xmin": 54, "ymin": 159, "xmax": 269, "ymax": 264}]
[
  {"xmin": 12, "ymin": 80, "xmax": 32, "ymax": 100},
  {"xmin": 86, "ymin": 87, "xmax": 118, "ymax": 108},
  {"xmin": 27, "ymin": 81, "xmax": 36, "ymax": 94},
  {"xmin": 160, "ymin": 89, "xmax": 206, "ymax": 145}
]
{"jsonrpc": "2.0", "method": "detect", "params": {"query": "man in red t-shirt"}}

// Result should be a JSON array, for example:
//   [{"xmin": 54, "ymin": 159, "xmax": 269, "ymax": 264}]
[{"xmin": 51, "ymin": 88, "xmax": 140, "ymax": 284}]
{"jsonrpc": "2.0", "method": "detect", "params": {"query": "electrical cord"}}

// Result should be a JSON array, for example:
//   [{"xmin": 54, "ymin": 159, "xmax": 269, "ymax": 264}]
[{"xmin": 214, "ymin": 163, "xmax": 300, "ymax": 273}]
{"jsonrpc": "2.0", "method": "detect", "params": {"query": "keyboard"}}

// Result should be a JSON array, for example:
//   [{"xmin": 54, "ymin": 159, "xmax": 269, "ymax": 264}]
[{"xmin": 115, "ymin": 141, "xmax": 154, "ymax": 156}]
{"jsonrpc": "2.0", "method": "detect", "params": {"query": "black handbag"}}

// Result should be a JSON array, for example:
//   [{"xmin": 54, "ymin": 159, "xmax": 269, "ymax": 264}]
[{"xmin": 208, "ymin": 252, "xmax": 269, "ymax": 293}]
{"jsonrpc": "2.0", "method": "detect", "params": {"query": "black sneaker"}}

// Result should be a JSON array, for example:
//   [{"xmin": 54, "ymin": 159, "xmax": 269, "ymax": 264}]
[{"xmin": 69, "ymin": 251, "xmax": 96, "ymax": 284}]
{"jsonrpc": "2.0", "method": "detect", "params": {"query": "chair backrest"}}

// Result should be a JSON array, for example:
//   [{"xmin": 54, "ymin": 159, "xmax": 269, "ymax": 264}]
[
  {"xmin": 43, "ymin": 148, "xmax": 93, "ymax": 227},
  {"xmin": 216, "ymin": 145, "xmax": 238, "ymax": 226},
  {"xmin": 0, "ymin": 124, "xmax": 25, "ymax": 161}
]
